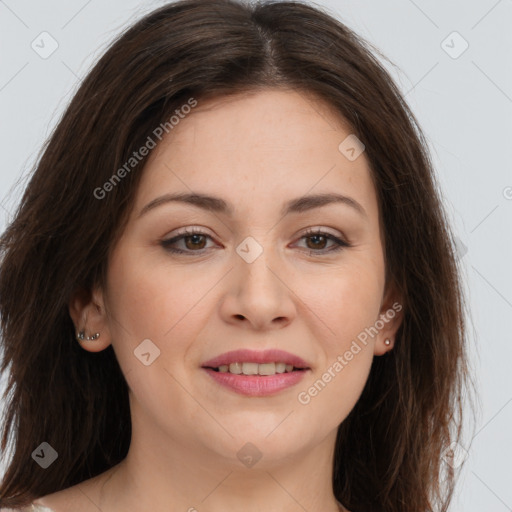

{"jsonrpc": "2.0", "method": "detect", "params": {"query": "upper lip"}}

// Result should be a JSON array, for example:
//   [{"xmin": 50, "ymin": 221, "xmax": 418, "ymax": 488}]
[{"xmin": 201, "ymin": 349, "xmax": 310, "ymax": 369}]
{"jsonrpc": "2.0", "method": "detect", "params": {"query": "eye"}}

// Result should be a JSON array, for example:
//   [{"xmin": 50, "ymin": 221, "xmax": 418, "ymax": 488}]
[
  {"xmin": 160, "ymin": 227, "xmax": 351, "ymax": 255},
  {"xmin": 294, "ymin": 228, "xmax": 351, "ymax": 254},
  {"xmin": 160, "ymin": 228, "xmax": 216, "ymax": 254}
]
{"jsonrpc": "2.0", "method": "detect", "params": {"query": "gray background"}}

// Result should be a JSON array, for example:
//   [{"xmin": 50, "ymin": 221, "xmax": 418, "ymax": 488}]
[{"xmin": 1, "ymin": 0, "xmax": 511, "ymax": 510}]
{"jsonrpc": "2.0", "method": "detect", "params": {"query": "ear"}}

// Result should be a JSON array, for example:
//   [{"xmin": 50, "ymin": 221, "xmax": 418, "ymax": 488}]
[
  {"xmin": 69, "ymin": 284, "xmax": 112, "ymax": 352},
  {"xmin": 373, "ymin": 281, "xmax": 403, "ymax": 356}
]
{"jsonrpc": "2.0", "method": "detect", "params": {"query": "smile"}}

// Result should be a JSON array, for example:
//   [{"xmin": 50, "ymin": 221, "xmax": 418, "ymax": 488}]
[
  {"xmin": 202, "ymin": 366, "xmax": 309, "ymax": 397},
  {"xmin": 211, "ymin": 362, "xmax": 303, "ymax": 375}
]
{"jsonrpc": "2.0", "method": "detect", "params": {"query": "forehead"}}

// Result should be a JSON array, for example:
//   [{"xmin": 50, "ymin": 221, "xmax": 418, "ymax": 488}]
[
  {"xmin": 166, "ymin": 89, "xmax": 353, "ymax": 153},
  {"xmin": 135, "ymin": 89, "xmax": 378, "ymax": 221}
]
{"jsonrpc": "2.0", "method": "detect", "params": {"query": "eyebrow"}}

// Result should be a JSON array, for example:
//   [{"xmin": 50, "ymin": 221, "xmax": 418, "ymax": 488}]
[{"xmin": 138, "ymin": 192, "xmax": 367, "ymax": 219}]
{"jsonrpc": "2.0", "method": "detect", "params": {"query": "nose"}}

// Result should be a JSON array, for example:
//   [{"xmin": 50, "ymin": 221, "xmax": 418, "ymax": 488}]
[{"xmin": 219, "ymin": 243, "xmax": 297, "ymax": 331}]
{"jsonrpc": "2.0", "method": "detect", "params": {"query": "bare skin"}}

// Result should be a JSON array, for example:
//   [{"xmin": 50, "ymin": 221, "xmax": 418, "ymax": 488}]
[{"xmin": 34, "ymin": 88, "xmax": 401, "ymax": 512}]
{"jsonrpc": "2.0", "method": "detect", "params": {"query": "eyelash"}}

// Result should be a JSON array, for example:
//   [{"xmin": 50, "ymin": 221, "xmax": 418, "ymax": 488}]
[{"xmin": 160, "ymin": 227, "xmax": 351, "ymax": 256}]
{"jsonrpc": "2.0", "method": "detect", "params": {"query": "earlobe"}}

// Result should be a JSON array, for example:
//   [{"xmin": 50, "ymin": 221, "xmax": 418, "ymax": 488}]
[
  {"xmin": 374, "ymin": 337, "xmax": 394, "ymax": 356},
  {"xmin": 69, "ymin": 285, "xmax": 112, "ymax": 352},
  {"xmin": 374, "ymin": 284, "xmax": 403, "ymax": 356},
  {"xmin": 76, "ymin": 330, "xmax": 101, "ymax": 341}
]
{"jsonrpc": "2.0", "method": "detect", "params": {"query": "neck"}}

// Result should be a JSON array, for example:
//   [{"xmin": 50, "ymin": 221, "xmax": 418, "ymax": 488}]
[{"xmin": 92, "ymin": 401, "xmax": 343, "ymax": 512}]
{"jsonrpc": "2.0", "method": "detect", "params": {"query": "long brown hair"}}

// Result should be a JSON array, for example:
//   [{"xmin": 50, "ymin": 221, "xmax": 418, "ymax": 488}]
[{"xmin": 0, "ymin": 0, "xmax": 475, "ymax": 510}]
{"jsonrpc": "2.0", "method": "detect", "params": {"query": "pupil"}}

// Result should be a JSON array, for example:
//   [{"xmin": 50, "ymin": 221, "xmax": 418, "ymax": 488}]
[
  {"xmin": 186, "ymin": 235, "xmax": 205, "ymax": 250},
  {"xmin": 308, "ymin": 235, "xmax": 326, "ymax": 250}
]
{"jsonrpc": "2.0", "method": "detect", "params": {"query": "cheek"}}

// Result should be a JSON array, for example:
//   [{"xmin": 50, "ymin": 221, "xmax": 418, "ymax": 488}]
[
  {"xmin": 292, "ymin": 258, "xmax": 383, "ymax": 421},
  {"xmin": 106, "ymin": 244, "xmax": 166, "ymax": 327},
  {"xmin": 297, "ymin": 260, "xmax": 383, "ymax": 348},
  {"xmin": 104, "ymin": 249, "xmax": 208, "ymax": 419},
  {"xmin": 296, "ymin": 347, "xmax": 373, "ymax": 430},
  {"xmin": 105, "ymin": 247, "xmax": 215, "ymax": 365}
]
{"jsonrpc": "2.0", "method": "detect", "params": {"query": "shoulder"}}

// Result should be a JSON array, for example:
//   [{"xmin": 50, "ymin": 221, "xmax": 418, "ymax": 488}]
[
  {"xmin": 0, "ymin": 487, "xmax": 80, "ymax": 512},
  {"xmin": 21, "ymin": 467, "xmax": 117, "ymax": 512},
  {"xmin": 1, "ymin": 464, "xmax": 122, "ymax": 512}
]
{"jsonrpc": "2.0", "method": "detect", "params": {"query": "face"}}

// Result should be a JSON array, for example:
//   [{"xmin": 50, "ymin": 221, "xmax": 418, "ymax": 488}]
[{"xmin": 73, "ymin": 89, "xmax": 401, "ymax": 468}]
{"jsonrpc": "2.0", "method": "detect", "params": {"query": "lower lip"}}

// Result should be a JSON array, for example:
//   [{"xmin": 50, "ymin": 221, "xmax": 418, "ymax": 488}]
[{"xmin": 202, "ymin": 368, "xmax": 308, "ymax": 397}]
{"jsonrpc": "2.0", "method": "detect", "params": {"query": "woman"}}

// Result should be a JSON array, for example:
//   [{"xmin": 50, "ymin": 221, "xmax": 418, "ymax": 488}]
[{"xmin": 0, "ymin": 0, "xmax": 474, "ymax": 510}]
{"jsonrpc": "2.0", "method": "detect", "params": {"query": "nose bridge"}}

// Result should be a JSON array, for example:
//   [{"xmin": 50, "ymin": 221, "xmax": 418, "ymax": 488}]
[
  {"xmin": 236, "ymin": 233, "xmax": 281, "ymax": 294},
  {"xmin": 225, "ymin": 232, "xmax": 295, "ymax": 327}
]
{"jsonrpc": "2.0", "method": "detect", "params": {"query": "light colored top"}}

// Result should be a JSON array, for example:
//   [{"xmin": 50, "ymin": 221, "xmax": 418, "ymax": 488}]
[
  {"xmin": 1, "ymin": 505, "xmax": 55, "ymax": 512},
  {"xmin": 2, "ymin": 500, "xmax": 346, "ymax": 511}
]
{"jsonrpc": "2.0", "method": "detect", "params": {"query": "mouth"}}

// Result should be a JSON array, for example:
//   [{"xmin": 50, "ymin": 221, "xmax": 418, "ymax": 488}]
[
  {"xmin": 204, "ymin": 362, "xmax": 309, "ymax": 376},
  {"xmin": 200, "ymin": 349, "xmax": 311, "ymax": 396},
  {"xmin": 201, "ymin": 348, "xmax": 311, "ymax": 372},
  {"xmin": 202, "ymin": 366, "xmax": 309, "ymax": 396}
]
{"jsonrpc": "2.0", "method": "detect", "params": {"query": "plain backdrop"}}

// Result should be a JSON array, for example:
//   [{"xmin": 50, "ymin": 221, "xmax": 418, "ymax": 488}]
[{"xmin": 0, "ymin": 0, "xmax": 511, "ymax": 510}]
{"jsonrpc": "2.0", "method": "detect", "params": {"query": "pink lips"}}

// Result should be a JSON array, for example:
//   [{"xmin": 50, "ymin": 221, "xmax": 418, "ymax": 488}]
[
  {"xmin": 201, "ymin": 349, "xmax": 311, "ymax": 397},
  {"xmin": 203, "ymin": 368, "xmax": 308, "ymax": 396},
  {"xmin": 201, "ymin": 349, "xmax": 310, "ymax": 369}
]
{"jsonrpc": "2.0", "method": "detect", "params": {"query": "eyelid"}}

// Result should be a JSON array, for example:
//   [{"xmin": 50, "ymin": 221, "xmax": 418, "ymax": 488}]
[
  {"xmin": 160, "ymin": 226, "xmax": 351, "ymax": 255},
  {"xmin": 161, "ymin": 226, "xmax": 216, "ymax": 244},
  {"xmin": 293, "ymin": 227, "xmax": 351, "ymax": 251},
  {"xmin": 166, "ymin": 226, "xmax": 214, "ymax": 238},
  {"xmin": 164, "ymin": 225, "xmax": 346, "ymax": 241},
  {"xmin": 299, "ymin": 226, "xmax": 343, "ymax": 238}
]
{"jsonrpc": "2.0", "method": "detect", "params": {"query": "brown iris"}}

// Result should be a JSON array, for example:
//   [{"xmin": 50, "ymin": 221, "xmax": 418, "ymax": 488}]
[{"xmin": 184, "ymin": 234, "xmax": 207, "ymax": 250}]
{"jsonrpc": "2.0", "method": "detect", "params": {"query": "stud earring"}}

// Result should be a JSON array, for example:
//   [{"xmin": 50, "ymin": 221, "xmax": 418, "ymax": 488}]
[
  {"xmin": 76, "ymin": 330, "xmax": 100, "ymax": 341},
  {"xmin": 384, "ymin": 338, "xmax": 391, "ymax": 346}
]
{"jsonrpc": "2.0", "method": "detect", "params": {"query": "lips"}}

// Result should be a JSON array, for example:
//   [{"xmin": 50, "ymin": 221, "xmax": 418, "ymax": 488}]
[{"xmin": 201, "ymin": 349, "xmax": 311, "ymax": 370}]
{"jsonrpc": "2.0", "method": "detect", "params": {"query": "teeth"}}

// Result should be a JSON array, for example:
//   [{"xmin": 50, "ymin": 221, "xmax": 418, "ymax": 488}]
[
  {"xmin": 215, "ymin": 362, "xmax": 302, "ymax": 376},
  {"xmin": 258, "ymin": 363, "xmax": 275, "ymax": 375},
  {"xmin": 242, "ymin": 362, "xmax": 259, "ymax": 375},
  {"xmin": 229, "ymin": 362, "xmax": 242, "ymax": 374},
  {"xmin": 275, "ymin": 362, "xmax": 286, "ymax": 373}
]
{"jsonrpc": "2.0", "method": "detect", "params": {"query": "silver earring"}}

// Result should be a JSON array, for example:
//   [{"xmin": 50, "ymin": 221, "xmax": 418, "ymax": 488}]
[
  {"xmin": 76, "ymin": 330, "xmax": 100, "ymax": 341},
  {"xmin": 384, "ymin": 338, "xmax": 391, "ymax": 346}
]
